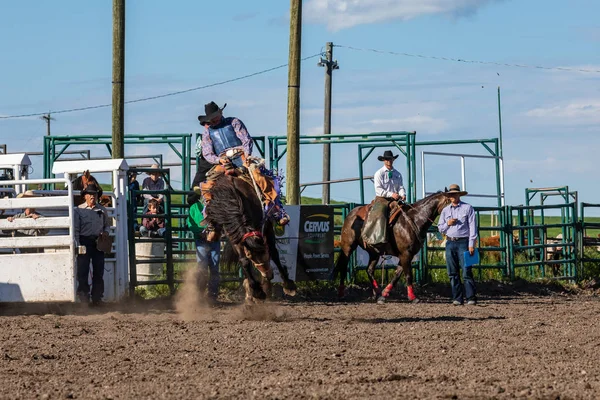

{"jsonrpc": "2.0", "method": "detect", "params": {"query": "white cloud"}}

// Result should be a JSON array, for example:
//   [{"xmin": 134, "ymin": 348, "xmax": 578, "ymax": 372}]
[
  {"xmin": 524, "ymin": 100, "xmax": 600, "ymax": 123},
  {"xmin": 305, "ymin": 0, "xmax": 501, "ymax": 31}
]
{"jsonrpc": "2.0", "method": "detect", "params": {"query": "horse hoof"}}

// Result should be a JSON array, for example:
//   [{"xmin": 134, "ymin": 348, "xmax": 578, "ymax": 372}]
[
  {"xmin": 376, "ymin": 296, "xmax": 386, "ymax": 304},
  {"xmin": 283, "ymin": 280, "xmax": 297, "ymax": 296},
  {"xmin": 411, "ymin": 298, "xmax": 420, "ymax": 304}
]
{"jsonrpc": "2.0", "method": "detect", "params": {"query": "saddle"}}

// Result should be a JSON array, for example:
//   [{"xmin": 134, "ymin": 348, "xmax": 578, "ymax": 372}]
[{"xmin": 357, "ymin": 199, "xmax": 403, "ymax": 226}]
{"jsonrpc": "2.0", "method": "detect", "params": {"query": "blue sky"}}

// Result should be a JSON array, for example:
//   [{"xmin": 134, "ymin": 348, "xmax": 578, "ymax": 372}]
[{"xmin": 1, "ymin": 0, "xmax": 599, "ymax": 211}]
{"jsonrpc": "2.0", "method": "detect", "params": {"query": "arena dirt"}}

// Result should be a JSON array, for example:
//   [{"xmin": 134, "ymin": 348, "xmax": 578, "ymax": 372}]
[{"xmin": 1, "ymin": 284, "xmax": 600, "ymax": 399}]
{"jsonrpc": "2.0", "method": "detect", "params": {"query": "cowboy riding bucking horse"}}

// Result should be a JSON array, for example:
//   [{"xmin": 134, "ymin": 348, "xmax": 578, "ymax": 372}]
[{"xmin": 194, "ymin": 101, "xmax": 290, "ymax": 241}]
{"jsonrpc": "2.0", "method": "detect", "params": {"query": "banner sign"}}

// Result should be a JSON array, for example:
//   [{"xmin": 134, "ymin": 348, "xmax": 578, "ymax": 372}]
[
  {"xmin": 270, "ymin": 205, "xmax": 300, "ymax": 282},
  {"xmin": 295, "ymin": 205, "xmax": 335, "ymax": 281}
]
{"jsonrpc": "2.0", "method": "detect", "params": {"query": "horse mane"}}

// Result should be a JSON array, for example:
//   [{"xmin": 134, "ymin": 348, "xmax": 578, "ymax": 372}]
[{"xmin": 205, "ymin": 176, "xmax": 263, "ymax": 244}]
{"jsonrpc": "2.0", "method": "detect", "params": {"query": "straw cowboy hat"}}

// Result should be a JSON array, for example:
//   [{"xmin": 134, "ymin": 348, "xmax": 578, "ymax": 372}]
[
  {"xmin": 16, "ymin": 190, "xmax": 38, "ymax": 198},
  {"xmin": 197, "ymin": 101, "xmax": 227, "ymax": 124},
  {"xmin": 445, "ymin": 183, "xmax": 468, "ymax": 196},
  {"xmin": 377, "ymin": 150, "xmax": 399, "ymax": 161}
]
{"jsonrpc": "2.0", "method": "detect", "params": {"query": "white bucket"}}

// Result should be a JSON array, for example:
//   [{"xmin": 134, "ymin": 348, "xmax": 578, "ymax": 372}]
[{"xmin": 134, "ymin": 242, "xmax": 164, "ymax": 281}]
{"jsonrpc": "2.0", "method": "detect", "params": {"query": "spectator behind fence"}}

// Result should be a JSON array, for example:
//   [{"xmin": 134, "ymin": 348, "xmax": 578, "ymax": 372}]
[
  {"xmin": 140, "ymin": 198, "xmax": 165, "ymax": 238},
  {"xmin": 128, "ymin": 171, "xmax": 143, "ymax": 206},
  {"xmin": 74, "ymin": 186, "xmax": 110, "ymax": 307},
  {"xmin": 8, "ymin": 190, "xmax": 49, "ymax": 237},
  {"xmin": 142, "ymin": 164, "xmax": 165, "ymax": 206}
]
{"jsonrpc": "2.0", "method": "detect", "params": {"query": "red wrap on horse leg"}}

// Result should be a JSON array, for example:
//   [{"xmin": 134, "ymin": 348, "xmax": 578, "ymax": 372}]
[
  {"xmin": 407, "ymin": 285, "xmax": 417, "ymax": 301},
  {"xmin": 382, "ymin": 283, "xmax": 393, "ymax": 297}
]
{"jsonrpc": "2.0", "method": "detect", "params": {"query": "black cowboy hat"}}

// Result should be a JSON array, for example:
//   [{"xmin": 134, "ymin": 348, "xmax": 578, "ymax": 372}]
[
  {"xmin": 197, "ymin": 101, "xmax": 227, "ymax": 123},
  {"xmin": 377, "ymin": 150, "xmax": 399, "ymax": 161},
  {"xmin": 445, "ymin": 183, "xmax": 468, "ymax": 196},
  {"xmin": 81, "ymin": 186, "xmax": 99, "ymax": 196}
]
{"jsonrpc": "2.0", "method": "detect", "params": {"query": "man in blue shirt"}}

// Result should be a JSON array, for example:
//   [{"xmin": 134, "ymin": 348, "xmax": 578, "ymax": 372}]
[
  {"xmin": 362, "ymin": 150, "xmax": 406, "ymax": 246},
  {"xmin": 438, "ymin": 184, "xmax": 478, "ymax": 305}
]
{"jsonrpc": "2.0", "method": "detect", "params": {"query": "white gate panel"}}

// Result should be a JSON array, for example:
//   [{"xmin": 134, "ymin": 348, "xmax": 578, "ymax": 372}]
[{"xmin": 0, "ymin": 253, "xmax": 75, "ymax": 302}]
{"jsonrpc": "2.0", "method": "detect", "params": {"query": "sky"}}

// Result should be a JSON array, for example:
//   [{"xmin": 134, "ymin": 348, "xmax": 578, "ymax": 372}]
[{"xmin": 0, "ymin": 0, "xmax": 599, "ymax": 212}]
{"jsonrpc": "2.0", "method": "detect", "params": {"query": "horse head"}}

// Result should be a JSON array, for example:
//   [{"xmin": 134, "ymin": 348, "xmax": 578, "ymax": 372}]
[{"xmin": 241, "ymin": 230, "xmax": 270, "ymax": 273}]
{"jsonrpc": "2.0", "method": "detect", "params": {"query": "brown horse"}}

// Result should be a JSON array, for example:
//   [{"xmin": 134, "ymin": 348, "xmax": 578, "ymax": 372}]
[
  {"xmin": 72, "ymin": 170, "xmax": 112, "ymax": 207},
  {"xmin": 205, "ymin": 174, "xmax": 296, "ymax": 302},
  {"xmin": 334, "ymin": 191, "xmax": 451, "ymax": 303}
]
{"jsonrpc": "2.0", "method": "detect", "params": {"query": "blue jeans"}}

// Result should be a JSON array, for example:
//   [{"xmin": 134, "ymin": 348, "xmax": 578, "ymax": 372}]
[
  {"xmin": 139, "ymin": 226, "xmax": 166, "ymax": 237},
  {"xmin": 196, "ymin": 239, "xmax": 221, "ymax": 299},
  {"xmin": 445, "ymin": 238, "xmax": 477, "ymax": 303}
]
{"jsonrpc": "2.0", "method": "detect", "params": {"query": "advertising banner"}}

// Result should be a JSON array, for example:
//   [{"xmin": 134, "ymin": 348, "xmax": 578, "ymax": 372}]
[
  {"xmin": 295, "ymin": 205, "xmax": 335, "ymax": 281},
  {"xmin": 270, "ymin": 205, "xmax": 300, "ymax": 282}
]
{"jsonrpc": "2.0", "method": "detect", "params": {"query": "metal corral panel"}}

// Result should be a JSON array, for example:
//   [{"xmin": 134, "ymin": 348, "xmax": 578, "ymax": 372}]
[
  {"xmin": 0, "ymin": 253, "xmax": 74, "ymax": 302},
  {"xmin": 52, "ymin": 159, "xmax": 128, "ymax": 174},
  {"xmin": 0, "ymin": 235, "xmax": 72, "ymax": 249},
  {"xmin": 0, "ymin": 216, "xmax": 71, "ymax": 230},
  {"xmin": 0, "ymin": 196, "xmax": 70, "ymax": 209}
]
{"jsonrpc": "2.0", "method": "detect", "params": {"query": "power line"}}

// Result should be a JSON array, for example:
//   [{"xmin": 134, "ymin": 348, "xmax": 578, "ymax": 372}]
[
  {"xmin": 335, "ymin": 44, "xmax": 600, "ymax": 74},
  {"xmin": 0, "ymin": 53, "xmax": 323, "ymax": 120}
]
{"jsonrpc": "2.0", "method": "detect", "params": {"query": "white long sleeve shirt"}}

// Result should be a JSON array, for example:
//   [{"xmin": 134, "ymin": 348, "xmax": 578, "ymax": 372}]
[{"xmin": 374, "ymin": 166, "xmax": 406, "ymax": 199}]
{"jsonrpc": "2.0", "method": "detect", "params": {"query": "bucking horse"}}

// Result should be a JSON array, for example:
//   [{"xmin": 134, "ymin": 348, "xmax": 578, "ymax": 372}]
[
  {"xmin": 205, "ymin": 173, "xmax": 296, "ymax": 302},
  {"xmin": 334, "ymin": 191, "xmax": 451, "ymax": 303}
]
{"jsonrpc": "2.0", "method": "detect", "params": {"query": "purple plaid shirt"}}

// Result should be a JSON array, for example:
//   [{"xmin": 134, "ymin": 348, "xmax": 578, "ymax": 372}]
[{"xmin": 196, "ymin": 117, "xmax": 253, "ymax": 164}]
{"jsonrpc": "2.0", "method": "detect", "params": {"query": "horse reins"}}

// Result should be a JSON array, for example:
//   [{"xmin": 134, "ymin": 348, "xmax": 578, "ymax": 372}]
[{"xmin": 398, "ymin": 200, "xmax": 439, "ymax": 227}]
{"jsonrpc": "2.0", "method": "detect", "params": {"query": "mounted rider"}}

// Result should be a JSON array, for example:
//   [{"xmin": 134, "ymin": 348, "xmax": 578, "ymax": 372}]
[
  {"xmin": 361, "ymin": 150, "xmax": 406, "ymax": 246},
  {"xmin": 194, "ymin": 101, "xmax": 290, "ymax": 240}
]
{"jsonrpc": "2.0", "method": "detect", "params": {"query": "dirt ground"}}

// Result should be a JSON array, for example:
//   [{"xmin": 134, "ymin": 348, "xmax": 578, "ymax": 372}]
[{"xmin": 1, "ymin": 283, "xmax": 600, "ymax": 400}]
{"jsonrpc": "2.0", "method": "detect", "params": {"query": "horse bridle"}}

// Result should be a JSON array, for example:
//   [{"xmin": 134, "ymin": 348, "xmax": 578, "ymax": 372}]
[{"xmin": 241, "ymin": 230, "xmax": 264, "ymax": 242}]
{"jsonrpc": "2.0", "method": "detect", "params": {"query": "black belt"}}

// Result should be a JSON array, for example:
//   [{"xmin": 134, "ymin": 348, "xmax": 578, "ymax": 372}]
[
  {"xmin": 447, "ymin": 237, "xmax": 468, "ymax": 241},
  {"xmin": 80, "ymin": 235, "xmax": 98, "ymax": 241}
]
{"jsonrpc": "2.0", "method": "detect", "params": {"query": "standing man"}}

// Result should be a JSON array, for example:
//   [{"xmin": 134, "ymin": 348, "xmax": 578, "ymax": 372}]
[
  {"xmin": 186, "ymin": 190, "xmax": 220, "ymax": 303},
  {"xmin": 194, "ymin": 101, "xmax": 289, "ymax": 232},
  {"xmin": 362, "ymin": 150, "xmax": 406, "ymax": 246},
  {"xmin": 74, "ymin": 186, "xmax": 110, "ymax": 306},
  {"xmin": 438, "ymin": 184, "xmax": 478, "ymax": 305}
]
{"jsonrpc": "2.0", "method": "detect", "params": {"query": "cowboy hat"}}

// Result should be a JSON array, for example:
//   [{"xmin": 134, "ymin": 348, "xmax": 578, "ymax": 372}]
[
  {"xmin": 377, "ymin": 150, "xmax": 399, "ymax": 161},
  {"xmin": 445, "ymin": 183, "xmax": 468, "ymax": 196},
  {"xmin": 197, "ymin": 101, "xmax": 227, "ymax": 123},
  {"xmin": 16, "ymin": 190, "xmax": 38, "ymax": 198},
  {"xmin": 80, "ymin": 186, "xmax": 99, "ymax": 196}
]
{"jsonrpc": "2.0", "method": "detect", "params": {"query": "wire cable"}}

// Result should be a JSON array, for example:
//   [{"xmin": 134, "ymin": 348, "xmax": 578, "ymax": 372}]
[
  {"xmin": 0, "ymin": 52, "xmax": 323, "ymax": 120},
  {"xmin": 335, "ymin": 44, "xmax": 600, "ymax": 74}
]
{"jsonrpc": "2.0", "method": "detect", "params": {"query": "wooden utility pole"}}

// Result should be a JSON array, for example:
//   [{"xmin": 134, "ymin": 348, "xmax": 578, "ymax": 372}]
[
  {"xmin": 40, "ymin": 112, "xmax": 55, "ymax": 136},
  {"xmin": 112, "ymin": 0, "xmax": 125, "ymax": 159},
  {"xmin": 286, "ymin": 0, "xmax": 302, "ymax": 205},
  {"xmin": 319, "ymin": 42, "xmax": 338, "ymax": 204}
]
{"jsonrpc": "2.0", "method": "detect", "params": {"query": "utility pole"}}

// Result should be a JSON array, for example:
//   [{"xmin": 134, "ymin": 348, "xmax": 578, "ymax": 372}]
[
  {"xmin": 112, "ymin": 0, "xmax": 125, "ymax": 159},
  {"xmin": 286, "ymin": 0, "xmax": 302, "ymax": 205},
  {"xmin": 318, "ymin": 42, "xmax": 338, "ymax": 204},
  {"xmin": 40, "ymin": 112, "xmax": 55, "ymax": 136}
]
